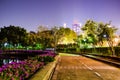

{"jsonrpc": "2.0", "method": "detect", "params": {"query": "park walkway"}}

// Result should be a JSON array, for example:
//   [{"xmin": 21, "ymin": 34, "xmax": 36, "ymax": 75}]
[{"xmin": 51, "ymin": 53, "xmax": 120, "ymax": 80}]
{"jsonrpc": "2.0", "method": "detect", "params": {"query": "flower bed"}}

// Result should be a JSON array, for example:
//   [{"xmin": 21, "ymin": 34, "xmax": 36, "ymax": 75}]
[
  {"xmin": 0, "ymin": 50, "xmax": 2, "ymax": 54},
  {"xmin": 0, "ymin": 59, "xmax": 44, "ymax": 80},
  {"xmin": 0, "ymin": 50, "xmax": 56, "ymax": 80},
  {"xmin": 0, "ymin": 50, "xmax": 56, "ymax": 61},
  {"xmin": 33, "ymin": 52, "xmax": 56, "ymax": 64},
  {"xmin": 3, "ymin": 50, "xmax": 44, "ymax": 54}
]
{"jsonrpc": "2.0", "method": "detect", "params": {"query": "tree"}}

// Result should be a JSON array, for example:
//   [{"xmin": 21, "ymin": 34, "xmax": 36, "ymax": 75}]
[
  {"xmin": 52, "ymin": 27, "xmax": 77, "ymax": 45},
  {"xmin": 27, "ymin": 31, "xmax": 37, "ymax": 46},
  {"xmin": 81, "ymin": 20, "xmax": 98, "ymax": 48},
  {"xmin": 0, "ymin": 25, "xmax": 28, "ymax": 49},
  {"xmin": 37, "ymin": 30, "xmax": 54, "ymax": 49},
  {"xmin": 76, "ymin": 34, "xmax": 84, "ymax": 48},
  {"xmin": 37, "ymin": 26, "xmax": 77, "ymax": 50},
  {"xmin": 97, "ymin": 22, "xmax": 117, "ymax": 56},
  {"xmin": 37, "ymin": 25, "xmax": 48, "ymax": 32}
]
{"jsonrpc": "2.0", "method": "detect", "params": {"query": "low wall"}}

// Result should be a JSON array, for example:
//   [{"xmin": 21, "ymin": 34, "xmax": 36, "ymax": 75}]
[{"xmin": 30, "ymin": 55, "xmax": 59, "ymax": 80}]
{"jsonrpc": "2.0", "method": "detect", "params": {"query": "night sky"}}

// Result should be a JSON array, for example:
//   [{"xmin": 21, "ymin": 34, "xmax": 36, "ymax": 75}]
[{"xmin": 0, "ymin": 0, "xmax": 120, "ymax": 34}]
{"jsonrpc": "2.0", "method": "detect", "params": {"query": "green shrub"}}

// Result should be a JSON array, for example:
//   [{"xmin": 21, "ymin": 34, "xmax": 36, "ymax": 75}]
[{"xmin": 43, "ymin": 56, "xmax": 54, "ymax": 64}]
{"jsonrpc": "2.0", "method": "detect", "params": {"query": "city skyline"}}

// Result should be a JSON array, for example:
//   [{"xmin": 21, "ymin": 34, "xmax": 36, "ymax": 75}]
[{"xmin": 0, "ymin": 0, "xmax": 120, "ymax": 34}]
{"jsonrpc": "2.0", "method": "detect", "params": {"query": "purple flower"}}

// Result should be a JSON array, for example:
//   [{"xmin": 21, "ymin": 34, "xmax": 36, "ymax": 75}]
[
  {"xmin": 0, "ymin": 67, "xmax": 3, "ymax": 72},
  {"xmin": 0, "ymin": 50, "xmax": 57, "ymax": 80}
]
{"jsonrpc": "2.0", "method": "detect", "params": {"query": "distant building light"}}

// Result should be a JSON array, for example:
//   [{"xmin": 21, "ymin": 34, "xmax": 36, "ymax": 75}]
[{"xmin": 63, "ymin": 23, "xmax": 67, "ymax": 28}]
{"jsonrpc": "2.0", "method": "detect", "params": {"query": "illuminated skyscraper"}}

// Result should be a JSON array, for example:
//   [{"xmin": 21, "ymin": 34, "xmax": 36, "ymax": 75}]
[{"xmin": 72, "ymin": 20, "xmax": 81, "ymax": 35}]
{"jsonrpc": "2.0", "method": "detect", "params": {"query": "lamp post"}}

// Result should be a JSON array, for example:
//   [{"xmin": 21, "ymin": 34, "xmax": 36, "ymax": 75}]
[
  {"xmin": 52, "ymin": 27, "xmax": 59, "ymax": 54},
  {"xmin": 54, "ymin": 31, "xmax": 57, "ymax": 53}
]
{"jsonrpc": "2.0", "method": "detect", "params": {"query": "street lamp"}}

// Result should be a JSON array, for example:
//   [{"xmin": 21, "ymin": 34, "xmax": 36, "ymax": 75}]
[{"xmin": 52, "ymin": 27, "xmax": 59, "ymax": 54}]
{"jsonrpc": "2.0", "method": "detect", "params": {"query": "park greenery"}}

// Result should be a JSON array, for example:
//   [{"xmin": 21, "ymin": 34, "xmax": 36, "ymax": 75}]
[
  {"xmin": 76, "ymin": 20, "xmax": 118, "ymax": 56},
  {"xmin": 0, "ymin": 20, "xmax": 120, "ymax": 56},
  {"xmin": 0, "ymin": 25, "xmax": 77, "ymax": 50},
  {"xmin": 0, "ymin": 20, "xmax": 120, "ymax": 80}
]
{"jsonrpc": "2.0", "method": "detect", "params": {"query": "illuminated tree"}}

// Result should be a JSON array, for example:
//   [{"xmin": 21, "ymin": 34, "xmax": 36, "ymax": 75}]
[
  {"xmin": 81, "ymin": 20, "xmax": 98, "ymax": 48},
  {"xmin": 53, "ymin": 27, "xmax": 77, "ymax": 45},
  {"xmin": 37, "ymin": 26, "xmax": 77, "ymax": 50}
]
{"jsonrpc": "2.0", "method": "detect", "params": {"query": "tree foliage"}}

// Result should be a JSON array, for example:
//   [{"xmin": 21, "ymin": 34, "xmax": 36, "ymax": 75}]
[
  {"xmin": 36, "ymin": 26, "xmax": 77, "ymax": 49},
  {"xmin": 77, "ymin": 20, "xmax": 118, "ymax": 56},
  {"xmin": 0, "ymin": 25, "xmax": 27, "ymax": 47},
  {"xmin": 97, "ymin": 22, "xmax": 117, "ymax": 56},
  {"xmin": 37, "ymin": 30, "xmax": 54, "ymax": 49},
  {"xmin": 97, "ymin": 22, "xmax": 117, "ymax": 46},
  {"xmin": 80, "ymin": 20, "xmax": 98, "ymax": 47}
]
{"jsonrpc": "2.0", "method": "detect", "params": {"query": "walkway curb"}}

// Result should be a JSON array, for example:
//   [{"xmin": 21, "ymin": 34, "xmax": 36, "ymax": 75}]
[
  {"xmin": 43, "ymin": 55, "xmax": 59, "ymax": 80},
  {"xmin": 82, "ymin": 55, "xmax": 120, "ymax": 67},
  {"xmin": 30, "ymin": 55, "xmax": 59, "ymax": 80}
]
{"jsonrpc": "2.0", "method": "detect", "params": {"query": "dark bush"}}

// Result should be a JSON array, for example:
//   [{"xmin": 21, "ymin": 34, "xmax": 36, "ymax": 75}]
[{"xmin": 57, "ymin": 46, "xmax": 120, "ymax": 56}]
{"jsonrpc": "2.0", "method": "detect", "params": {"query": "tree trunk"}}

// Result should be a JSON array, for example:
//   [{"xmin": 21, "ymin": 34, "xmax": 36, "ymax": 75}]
[{"xmin": 107, "ymin": 38, "xmax": 115, "ymax": 56}]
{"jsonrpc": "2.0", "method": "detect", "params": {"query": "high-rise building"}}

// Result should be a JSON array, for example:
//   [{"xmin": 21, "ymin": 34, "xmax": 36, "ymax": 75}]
[{"xmin": 72, "ymin": 21, "xmax": 81, "ymax": 35}]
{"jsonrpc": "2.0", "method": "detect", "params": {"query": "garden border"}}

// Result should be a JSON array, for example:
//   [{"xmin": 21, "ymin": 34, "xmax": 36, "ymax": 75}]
[{"xmin": 30, "ymin": 55, "xmax": 59, "ymax": 80}]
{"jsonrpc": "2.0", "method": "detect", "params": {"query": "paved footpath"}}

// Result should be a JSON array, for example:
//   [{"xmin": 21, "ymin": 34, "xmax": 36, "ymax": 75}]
[{"xmin": 51, "ymin": 53, "xmax": 120, "ymax": 80}]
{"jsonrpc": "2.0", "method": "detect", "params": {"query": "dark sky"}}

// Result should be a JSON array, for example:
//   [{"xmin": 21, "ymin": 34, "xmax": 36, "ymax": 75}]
[{"xmin": 0, "ymin": 0, "xmax": 120, "ymax": 34}]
